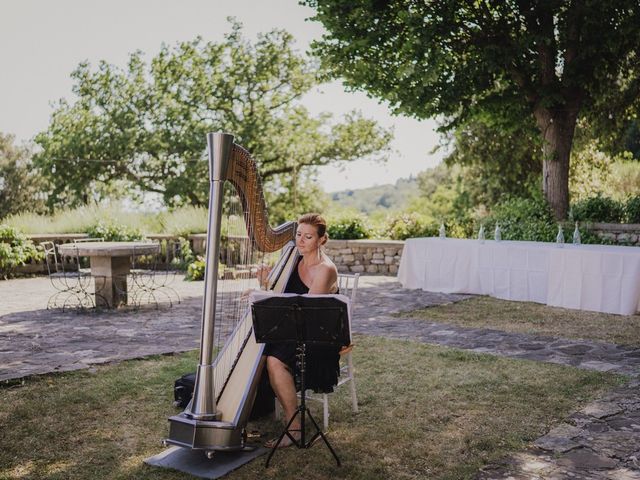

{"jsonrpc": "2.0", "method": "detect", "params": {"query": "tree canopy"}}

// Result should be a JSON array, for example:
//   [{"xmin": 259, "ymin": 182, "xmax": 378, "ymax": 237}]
[
  {"xmin": 0, "ymin": 134, "xmax": 47, "ymax": 219},
  {"xmin": 35, "ymin": 20, "xmax": 392, "ymax": 219},
  {"xmin": 304, "ymin": 0, "xmax": 640, "ymax": 219}
]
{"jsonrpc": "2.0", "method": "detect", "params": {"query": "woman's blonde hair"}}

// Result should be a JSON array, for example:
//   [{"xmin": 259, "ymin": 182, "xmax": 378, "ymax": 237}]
[{"xmin": 298, "ymin": 213, "xmax": 328, "ymax": 243}]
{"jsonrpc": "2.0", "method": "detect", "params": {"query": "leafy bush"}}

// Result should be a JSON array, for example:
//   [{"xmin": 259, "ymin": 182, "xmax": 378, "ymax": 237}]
[
  {"xmin": 570, "ymin": 195, "xmax": 624, "ymax": 223},
  {"xmin": 384, "ymin": 212, "xmax": 438, "ymax": 240},
  {"xmin": 185, "ymin": 257, "xmax": 226, "ymax": 281},
  {"xmin": 485, "ymin": 194, "xmax": 557, "ymax": 242},
  {"xmin": 185, "ymin": 256, "xmax": 206, "ymax": 281},
  {"xmin": 0, "ymin": 224, "xmax": 43, "ymax": 278},
  {"xmin": 624, "ymin": 195, "xmax": 640, "ymax": 223},
  {"xmin": 326, "ymin": 214, "xmax": 372, "ymax": 240},
  {"xmin": 177, "ymin": 237, "xmax": 195, "ymax": 265},
  {"xmin": 86, "ymin": 222, "xmax": 143, "ymax": 241}
]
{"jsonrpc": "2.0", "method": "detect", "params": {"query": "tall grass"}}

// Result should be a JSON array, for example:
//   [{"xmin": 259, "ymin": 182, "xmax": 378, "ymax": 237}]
[
  {"xmin": 159, "ymin": 206, "xmax": 208, "ymax": 236},
  {"xmin": 3, "ymin": 205, "xmax": 208, "ymax": 235}
]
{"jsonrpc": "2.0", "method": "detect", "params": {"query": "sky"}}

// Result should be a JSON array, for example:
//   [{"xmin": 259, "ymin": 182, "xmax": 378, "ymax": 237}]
[{"xmin": 0, "ymin": 0, "xmax": 443, "ymax": 193}]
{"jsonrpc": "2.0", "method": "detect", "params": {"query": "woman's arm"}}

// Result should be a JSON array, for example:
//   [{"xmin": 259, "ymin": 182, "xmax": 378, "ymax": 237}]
[{"xmin": 308, "ymin": 264, "xmax": 338, "ymax": 294}]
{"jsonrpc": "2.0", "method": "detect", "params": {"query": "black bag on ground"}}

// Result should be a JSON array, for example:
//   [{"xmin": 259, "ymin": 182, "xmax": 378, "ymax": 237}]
[
  {"xmin": 173, "ymin": 372, "xmax": 196, "ymax": 408},
  {"xmin": 172, "ymin": 370, "xmax": 275, "ymax": 420}
]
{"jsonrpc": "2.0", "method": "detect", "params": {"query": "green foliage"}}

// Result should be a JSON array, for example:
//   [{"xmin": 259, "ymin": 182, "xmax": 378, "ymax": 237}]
[
  {"xmin": 326, "ymin": 213, "xmax": 371, "ymax": 239},
  {"xmin": 607, "ymin": 158, "xmax": 640, "ymax": 199},
  {"xmin": 0, "ymin": 225, "xmax": 42, "ymax": 278},
  {"xmin": 2, "ymin": 204, "xmax": 159, "ymax": 235},
  {"xmin": 570, "ymin": 195, "xmax": 625, "ymax": 223},
  {"xmin": 485, "ymin": 194, "xmax": 557, "ymax": 242},
  {"xmin": 0, "ymin": 133, "xmax": 47, "ymax": 220},
  {"xmin": 34, "ymin": 20, "xmax": 391, "ymax": 211},
  {"xmin": 267, "ymin": 178, "xmax": 330, "ymax": 225},
  {"xmin": 444, "ymin": 115, "xmax": 541, "ymax": 210},
  {"xmin": 306, "ymin": 0, "xmax": 640, "ymax": 218},
  {"xmin": 625, "ymin": 196, "xmax": 640, "ymax": 224},
  {"xmin": 330, "ymin": 177, "xmax": 419, "ymax": 214},
  {"xmin": 85, "ymin": 222, "xmax": 143, "ymax": 242},
  {"xmin": 173, "ymin": 237, "xmax": 195, "ymax": 269},
  {"xmin": 383, "ymin": 213, "xmax": 438, "ymax": 241},
  {"xmin": 160, "ymin": 206, "xmax": 208, "ymax": 236},
  {"xmin": 185, "ymin": 256, "xmax": 206, "ymax": 281}
]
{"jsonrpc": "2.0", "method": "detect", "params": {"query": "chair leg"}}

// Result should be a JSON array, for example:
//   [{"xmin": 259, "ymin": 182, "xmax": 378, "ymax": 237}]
[{"xmin": 346, "ymin": 353, "xmax": 359, "ymax": 413}]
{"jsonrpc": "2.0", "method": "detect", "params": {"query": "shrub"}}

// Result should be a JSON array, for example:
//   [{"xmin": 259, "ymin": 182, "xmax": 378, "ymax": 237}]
[
  {"xmin": 175, "ymin": 237, "xmax": 195, "ymax": 267},
  {"xmin": 624, "ymin": 195, "xmax": 640, "ymax": 223},
  {"xmin": 0, "ymin": 224, "xmax": 42, "ymax": 278},
  {"xmin": 570, "ymin": 195, "xmax": 624, "ymax": 223},
  {"xmin": 185, "ymin": 256, "xmax": 206, "ymax": 281},
  {"xmin": 86, "ymin": 222, "xmax": 143, "ymax": 241},
  {"xmin": 326, "ymin": 214, "xmax": 372, "ymax": 240},
  {"xmin": 384, "ymin": 212, "xmax": 438, "ymax": 240},
  {"xmin": 185, "ymin": 257, "xmax": 226, "ymax": 281},
  {"xmin": 485, "ymin": 194, "xmax": 557, "ymax": 242}
]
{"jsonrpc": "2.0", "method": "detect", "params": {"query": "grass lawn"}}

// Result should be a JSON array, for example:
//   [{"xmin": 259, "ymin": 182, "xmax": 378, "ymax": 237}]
[
  {"xmin": 403, "ymin": 296, "xmax": 640, "ymax": 347},
  {"xmin": 0, "ymin": 335, "xmax": 625, "ymax": 480}
]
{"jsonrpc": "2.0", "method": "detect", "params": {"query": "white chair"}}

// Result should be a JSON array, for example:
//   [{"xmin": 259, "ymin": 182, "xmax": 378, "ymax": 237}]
[{"xmin": 276, "ymin": 272, "xmax": 360, "ymax": 431}]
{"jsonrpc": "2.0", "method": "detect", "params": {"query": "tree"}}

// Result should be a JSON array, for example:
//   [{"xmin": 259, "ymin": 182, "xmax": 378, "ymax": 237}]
[
  {"xmin": 444, "ymin": 110, "xmax": 541, "ymax": 210},
  {"xmin": 0, "ymin": 133, "xmax": 47, "ymax": 219},
  {"xmin": 35, "ymin": 20, "xmax": 392, "ymax": 218},
  {"xmin": 304, "ymin": 1, "xmax": 640, "ymax": 219}
]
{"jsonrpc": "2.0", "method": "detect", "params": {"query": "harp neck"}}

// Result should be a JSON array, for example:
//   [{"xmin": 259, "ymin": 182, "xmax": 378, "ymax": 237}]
[{"xmin": 218, "ymin": 135, "xmax": 296, "ymax": 252}]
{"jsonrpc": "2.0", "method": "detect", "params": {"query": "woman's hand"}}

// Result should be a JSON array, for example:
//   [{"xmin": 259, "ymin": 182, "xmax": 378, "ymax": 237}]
[{"xmin": 256, "ymin": 264, "xmax": 272, "ymax": 289}]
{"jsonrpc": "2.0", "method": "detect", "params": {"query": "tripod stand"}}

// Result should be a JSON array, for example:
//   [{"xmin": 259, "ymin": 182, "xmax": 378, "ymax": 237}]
[
  {"xmin": 251, "ymin": 295, "xmax": 350, "ymax": 468},
  {"xmin": 265, "ymin": 342, "xmax": 341, "ymax": 467}
]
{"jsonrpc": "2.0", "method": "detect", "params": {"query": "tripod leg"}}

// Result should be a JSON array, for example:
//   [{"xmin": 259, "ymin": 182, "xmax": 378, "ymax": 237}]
[
  {"xmin": 304, "ymin": 407, "xmax": 341, "ymax": 466},
  {"xmin": 265, "ymin": 408, "xmax": 303, "ymax": 468}
]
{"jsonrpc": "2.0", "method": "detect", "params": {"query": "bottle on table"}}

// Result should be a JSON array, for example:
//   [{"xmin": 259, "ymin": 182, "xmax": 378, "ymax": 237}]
[
  {"xmin": 556, "ymin": 224, "xmax": 565, "ymax": 247},
  {"xmin": 572, "ymin": 222, "xmax": 581, "ymax": 245}
]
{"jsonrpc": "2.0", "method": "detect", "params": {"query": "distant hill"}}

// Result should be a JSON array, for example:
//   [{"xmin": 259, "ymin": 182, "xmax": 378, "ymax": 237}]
[{"xmin": 330, "ymin": 176, "xmax": 419, "ymax": 213}]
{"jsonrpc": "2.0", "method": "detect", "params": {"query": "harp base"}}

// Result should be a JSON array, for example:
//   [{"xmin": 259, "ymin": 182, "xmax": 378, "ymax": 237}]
[{"xmin": 166, "ymin": 413, "xmax": 245, "ymax": 452}]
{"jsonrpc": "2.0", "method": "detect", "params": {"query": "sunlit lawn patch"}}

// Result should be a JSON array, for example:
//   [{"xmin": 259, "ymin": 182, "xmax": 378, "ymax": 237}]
[
  {"xmin": 0, "ymin": 336, "xmax": 624, "ymax": 480},
  {"xmin": 403, "ymin": 296, "xmax": 640, "ymax": 347}
]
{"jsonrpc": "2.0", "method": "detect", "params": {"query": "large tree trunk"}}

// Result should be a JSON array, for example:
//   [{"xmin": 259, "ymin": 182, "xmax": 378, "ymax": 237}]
[{"xmin": 533, "ymin": 107, "xmax": 579, "ymax": 220}]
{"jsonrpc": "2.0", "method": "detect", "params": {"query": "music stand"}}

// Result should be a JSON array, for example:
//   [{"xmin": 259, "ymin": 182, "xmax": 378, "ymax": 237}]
[{"xmin": 251, "ymin": 295, "xmax": 350, "ymax": 467}]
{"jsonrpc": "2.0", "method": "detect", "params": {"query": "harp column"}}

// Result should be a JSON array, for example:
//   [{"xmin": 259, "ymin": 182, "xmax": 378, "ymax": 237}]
[{"xmin": 187, "ymin": 132, "xmax": 234, "ymax": 420}]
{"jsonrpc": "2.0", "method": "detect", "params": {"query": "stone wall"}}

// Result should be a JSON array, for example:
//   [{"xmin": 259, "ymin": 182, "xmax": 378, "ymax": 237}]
[
  {"xmin": 324, "ymin": 239, "xmax": 404, "ymax": 275},
  {"xmin": 584, "ymin": 223, "xmax": 640, "ymax": 246}
]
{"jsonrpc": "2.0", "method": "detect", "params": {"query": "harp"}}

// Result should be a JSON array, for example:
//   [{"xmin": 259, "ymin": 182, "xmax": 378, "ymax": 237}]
[{"xmin": 166, "ymin": 132, "xmax": 299, "ymax": 453}]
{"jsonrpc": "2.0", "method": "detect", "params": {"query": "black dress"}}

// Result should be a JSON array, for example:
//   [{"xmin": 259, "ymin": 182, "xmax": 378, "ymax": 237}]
[{"xmin": 263, "ymin": 258, "xmax": 341, "ymax": 393}]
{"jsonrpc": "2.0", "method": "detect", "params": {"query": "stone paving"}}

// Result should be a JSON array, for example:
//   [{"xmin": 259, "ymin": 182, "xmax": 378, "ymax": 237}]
[{"xmin": 1, "ymin": 275, "xmax": 640, "ymax": 478}]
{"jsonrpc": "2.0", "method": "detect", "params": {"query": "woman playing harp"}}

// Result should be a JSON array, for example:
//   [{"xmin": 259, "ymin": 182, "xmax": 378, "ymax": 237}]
[{"xmin": 257, "ymin": 213, "xmax": 341, "ymax": 448}]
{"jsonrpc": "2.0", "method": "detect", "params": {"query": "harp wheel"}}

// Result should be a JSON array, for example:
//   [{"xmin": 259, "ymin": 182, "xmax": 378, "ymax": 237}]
[{"xmin": 205, "ymin": 450, "xmax": 215, "ymax": 459}]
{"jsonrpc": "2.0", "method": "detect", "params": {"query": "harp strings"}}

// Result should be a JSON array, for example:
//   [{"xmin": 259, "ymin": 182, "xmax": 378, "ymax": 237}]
[{"xmin": 212, "ymin": 180, "xmax": 272, "ymax": 401}]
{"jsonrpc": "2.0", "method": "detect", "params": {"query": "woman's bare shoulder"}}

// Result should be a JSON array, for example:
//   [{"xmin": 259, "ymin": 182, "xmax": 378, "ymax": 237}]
[{"xmin": 318, "ymin": 259, "xmax": 338, "ymax": 276}]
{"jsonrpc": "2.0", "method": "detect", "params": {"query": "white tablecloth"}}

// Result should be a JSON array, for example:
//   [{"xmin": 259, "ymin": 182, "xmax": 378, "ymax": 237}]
[{"xmin": 397, "ymin": 237, "xmax": 640, "ymax": 315}]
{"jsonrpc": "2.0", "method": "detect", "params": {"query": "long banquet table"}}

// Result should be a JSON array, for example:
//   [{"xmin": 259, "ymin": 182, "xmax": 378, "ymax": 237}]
[{"xmin": 397, "ymin": 237, "xmax": 640, "ymax": 315}]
